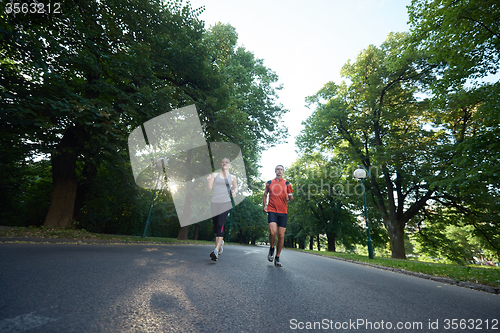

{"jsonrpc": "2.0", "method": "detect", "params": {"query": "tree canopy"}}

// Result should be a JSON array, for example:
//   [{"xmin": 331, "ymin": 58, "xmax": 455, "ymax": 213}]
[
  {"xmin": 298, "ymin": 1, "xmax": 499, "ymax": 259},
  {"xmin": 406, "ymin": 0, "xmax": 500, "ymax": 261},
  {"xmin": 2, "ymin": 0, "xmax": 498, "ymax": 259},
  {"xmin": 0, "ymin": 0, "xmax": 287, "ymax": 236},
  {"xmin": 299, "ymin": 33, "xmax": 443, "ymax": 258}
]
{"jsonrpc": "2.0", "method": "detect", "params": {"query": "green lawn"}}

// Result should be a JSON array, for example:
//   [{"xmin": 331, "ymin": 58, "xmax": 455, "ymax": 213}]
[
  {"xmin": 296, "ymin": 249, "xmax": 500, "ymax": 289},
  {"xmin": 0, "ymin": 226, "xmax": 213, "ymax": 245}
]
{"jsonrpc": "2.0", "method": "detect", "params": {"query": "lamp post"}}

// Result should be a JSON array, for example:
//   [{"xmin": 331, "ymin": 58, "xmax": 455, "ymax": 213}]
[
  {"xmin": 353, "ymin": 166, "xmax": 374, "ymax": 259},
  {"xmin": 143, "ymin": 157, "xmax": 167, "ymax": 238}
]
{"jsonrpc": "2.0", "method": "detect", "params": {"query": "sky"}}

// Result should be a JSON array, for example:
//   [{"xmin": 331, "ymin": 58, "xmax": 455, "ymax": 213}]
[{"xmin": 187, "ymin": 0, "xmax": 413, "ymax": 181}]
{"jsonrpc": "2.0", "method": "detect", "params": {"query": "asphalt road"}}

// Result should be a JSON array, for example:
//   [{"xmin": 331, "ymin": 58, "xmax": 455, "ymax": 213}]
[{"xmin": 0, "ymin": 243, "xmax": 499, "ymax": 333}]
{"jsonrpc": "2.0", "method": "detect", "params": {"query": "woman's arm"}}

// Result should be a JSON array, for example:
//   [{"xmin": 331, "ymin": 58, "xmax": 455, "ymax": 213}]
[{"xmin": 207, "ymin": 173, "xmax": 217, "ymax": 191}]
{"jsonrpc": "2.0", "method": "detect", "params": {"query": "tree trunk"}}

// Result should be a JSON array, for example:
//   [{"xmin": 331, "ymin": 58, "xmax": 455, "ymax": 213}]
[
  {"xmin": 309, "ymin": 236, "xmax": 314, "ymax": 250},
  {"xmin": 44, "ymin": 127, "xmax": 80, "ymax": 228},
  {"xmin": 327, "ymin": 233, "xmax": 336, "ymax": 252},
  {"xmin": 385, "ymin": 218, "xmax": 406, "ymax": 259},
  {"xmin": 316, "ymin": 235, "xmax": 321, "ymax": 251},
  {"xmin": 369, "ymin": 166, "xmax": 408, "ymax": 259},
  {"xmin": 176, "ymin": 193, "xmax": 192, "ymax": 240},
  {"xmin": 298, "ymin": 237, "xmax": 305, "ymax": 249},
  {"xmin": 193, "ymin": 223, "xmax": 199, "ymax": 240},
  {"xmin": 177, "ymin": 226, "xmax": 189, "ymax": 240},
  {"xmin": 74, "ymin": 160, "xmax": 98, "ymax": 223},
  {"xmin": 177, "ymin": 150, "xmax": 194, "ymax": 240},
  {"xmin": 44, "ymin": 172, "xmax": 77, "ymax": 227},
  {"xmin": 285, "ymin": 238, "xmax": 292, "ymax": 248}
]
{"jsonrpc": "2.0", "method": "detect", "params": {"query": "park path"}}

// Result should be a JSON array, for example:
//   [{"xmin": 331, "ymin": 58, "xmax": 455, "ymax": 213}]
[{"xmin": 0, "ymin": 243, "xmax": 499, "ymax": 332}]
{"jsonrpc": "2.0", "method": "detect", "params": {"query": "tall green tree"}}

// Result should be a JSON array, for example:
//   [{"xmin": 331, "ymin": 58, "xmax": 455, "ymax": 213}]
[
  {"xmin": 200, "ymin": 23, "xmax": 288, "ymax": 183},
  {"xmin": 299, "ymin": 33, "xmax": 443, "ymax": 258},
  {"xmin": 406, "ymin": 0, "xmax": 500, "ymax": 258},
  {"xmin": 1, "ymin": 4, "xmax": 287, "ymax": 233},
  {"xmin": 407, "ymin": 0, "xmax": 499, "ymax": 93},
  {"xmin": 1, "ymin": 0, "xmax": 215, "ymax": 228},
  {"xmin": 286, "ymin": 153, "xmax": 364, "ymax": 252}
]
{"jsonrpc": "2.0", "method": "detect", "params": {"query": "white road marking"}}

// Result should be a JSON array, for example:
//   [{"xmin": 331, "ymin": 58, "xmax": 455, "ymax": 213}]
[
  {"xmin": 0, "ymin": 312, "xmax": 59, "ymax": 333},
  {"xmin": 243, "ymin": 250, "xmax": 260, "ymax": 254}
]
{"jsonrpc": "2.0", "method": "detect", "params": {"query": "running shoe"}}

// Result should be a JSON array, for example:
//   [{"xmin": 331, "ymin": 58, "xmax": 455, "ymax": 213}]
[
  {"xmin": 219, "ymin": 240, "xmax": 224, "ymax": 255},
  {"xmin": 267, "ymin": 247, "xmax": 274, "ymax": 262},
  {"xmin": 210, "ymin": 249, "xmax": 218, "ymax": 261},
  {"xmin": 274, "ymin": 256, "xmax": 282, "ymax": 267}
]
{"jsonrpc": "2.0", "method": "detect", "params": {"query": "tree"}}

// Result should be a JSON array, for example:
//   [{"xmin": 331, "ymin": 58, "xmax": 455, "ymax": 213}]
[
  {"xmin": 406, "ymin": 0, "xmax": 500, "ymax": 259},
  {"xmin": 200, "ymin": 22, "xmax": 288, "ymax": 183},
  {"xmin": 229, "ymin": 193, "xmax": 267, "ymax": 244},
  {"xmin": 1, "ymin": 0, "xmax": 216, "ymax": 228},
  {"xmin": 411, "ymin": 205, "xmax": 491, "ymax": 264},
  {"xmin": 174, "ymin": 23, "xmax": 288, "ymax": 240},
  {"xmin": 299, "ymin": 33, "xmax": 444, "ymax": 258},
  {"xmin": 407, "ymin": 0, "xmax": 500, "ymax": 94},
  {"xmin": 2, "ymin": 2, "xmax": 287, "ymax": 235},
  {"xmin": 286, "ymin": 153, "xmax": 364, "ymax": 252}
]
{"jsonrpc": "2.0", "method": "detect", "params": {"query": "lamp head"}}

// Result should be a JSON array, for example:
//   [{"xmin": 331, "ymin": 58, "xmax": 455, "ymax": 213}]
[
  {"xmin": 156, "ymin": 157, "xmax": 168, "ymax": 171},
  {"xmin": 353, "ymin": 167, "xmax": 367, "ymax": 179}
]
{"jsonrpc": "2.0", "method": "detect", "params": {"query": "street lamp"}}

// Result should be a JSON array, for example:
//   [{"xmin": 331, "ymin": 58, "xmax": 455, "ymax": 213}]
[
  {"xmin": 142, "ymin": 157, "xmax": 168, "ymax": 238},
  {"xmin": 353, "ymin": 166, "xmax": 374, "ymax": 259}
]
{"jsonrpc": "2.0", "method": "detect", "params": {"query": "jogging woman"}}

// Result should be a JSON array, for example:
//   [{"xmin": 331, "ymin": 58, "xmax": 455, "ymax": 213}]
[{"xmin": 206, "ymin": 158, "xmax": 237, "ymax": 261}]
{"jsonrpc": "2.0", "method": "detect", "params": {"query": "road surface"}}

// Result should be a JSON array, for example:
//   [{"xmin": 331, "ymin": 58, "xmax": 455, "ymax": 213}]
[{"xmin": 0, "ymin": 243, "xmax": 499, "ymax": 332}]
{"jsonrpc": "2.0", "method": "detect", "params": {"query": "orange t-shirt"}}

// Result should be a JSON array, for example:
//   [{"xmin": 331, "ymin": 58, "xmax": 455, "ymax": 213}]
[{"xmin": 265, "ymin": 178, "xmax": 293, "ymax": 214}]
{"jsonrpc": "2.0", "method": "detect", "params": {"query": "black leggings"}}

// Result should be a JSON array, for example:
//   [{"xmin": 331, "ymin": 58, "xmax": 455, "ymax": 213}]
[{"xmin": 211, "ymin": 202, "xmax": 232, "ymax": 237}]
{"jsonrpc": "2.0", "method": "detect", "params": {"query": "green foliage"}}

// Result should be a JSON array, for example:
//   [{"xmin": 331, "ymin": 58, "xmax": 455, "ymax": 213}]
[
  {"xmin": 0, "ymin": 159, "xmax": 51, "ymax": 226},
  {"xmin": 1, "ymin": 0, "xmax": 218, "ymax": 228},
  {"xmin": 286, "ymin": 153, "xmax": 367, "ymax": 251},
  {"xmin": 201, "ymin": 23, "xmax": 289, "ymax": 185},
  {"xmin": 1, "ymin": 2, "xmax": 287, "ymax": 234},
  {"xmin": 299, "ymin": 33, "xmax": 443, "ymax": 258},
  {"xmin": 405, "ymin": 0, "xmax": 500, "ymax": 260},
  {"xmin": 299, "ymin": 249, "xmax": 500, "ymax": 288},
  {"xmin": 411, "ymin": 209, "xmax": 482, "ymax": 265},
  {"xmin": 228, "ymin": 194, "xmax": 267, "ymax": 244},
  {"xmin": 2, "ymin": 0, "xmax": 209, "ymax": 153},
  {"xmin": 408, "ymin": 0, "xmax": 500, "ymax": 93}
]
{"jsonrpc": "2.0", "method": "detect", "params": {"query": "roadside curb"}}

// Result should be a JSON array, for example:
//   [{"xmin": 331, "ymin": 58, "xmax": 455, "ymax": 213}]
[{"xmin": 301, "ymin": 251, "xmax": 500, "ymax": 295}]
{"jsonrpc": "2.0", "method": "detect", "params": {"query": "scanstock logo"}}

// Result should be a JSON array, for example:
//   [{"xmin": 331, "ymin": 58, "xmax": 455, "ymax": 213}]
[{"xmin": 128, "ymin": 104, "xmax": 249, "ymax": 227}]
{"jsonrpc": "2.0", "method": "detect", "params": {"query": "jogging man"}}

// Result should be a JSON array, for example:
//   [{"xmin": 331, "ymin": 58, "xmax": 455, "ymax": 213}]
[{"xmin": 263, "ymin": 164, "xmax": 293, "ymax": 267}]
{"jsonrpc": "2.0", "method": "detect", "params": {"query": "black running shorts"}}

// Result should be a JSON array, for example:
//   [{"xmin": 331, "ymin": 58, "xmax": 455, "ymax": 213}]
[{"xmin": 268, "ymin": 212, "xmax": 287, "ymax": 228}]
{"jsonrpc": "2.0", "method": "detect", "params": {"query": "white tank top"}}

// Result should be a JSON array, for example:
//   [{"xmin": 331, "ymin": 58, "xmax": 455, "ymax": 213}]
[{"xmin": 211, "ymin": 173, "xmax": 231, "ymax": 203}]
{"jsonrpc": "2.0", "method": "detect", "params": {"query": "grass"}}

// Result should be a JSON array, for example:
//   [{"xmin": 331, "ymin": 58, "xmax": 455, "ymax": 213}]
[
  {"xmin": 1, "ymin": 226, "xmax": 499, "ymax": 289},
  {"xmin": 296, "ymin": 249, "xmax": 500, "ymax": 289},
  {"xmin": 0, "ymin": 226, "xmax": 213, "ymax": 245}
]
